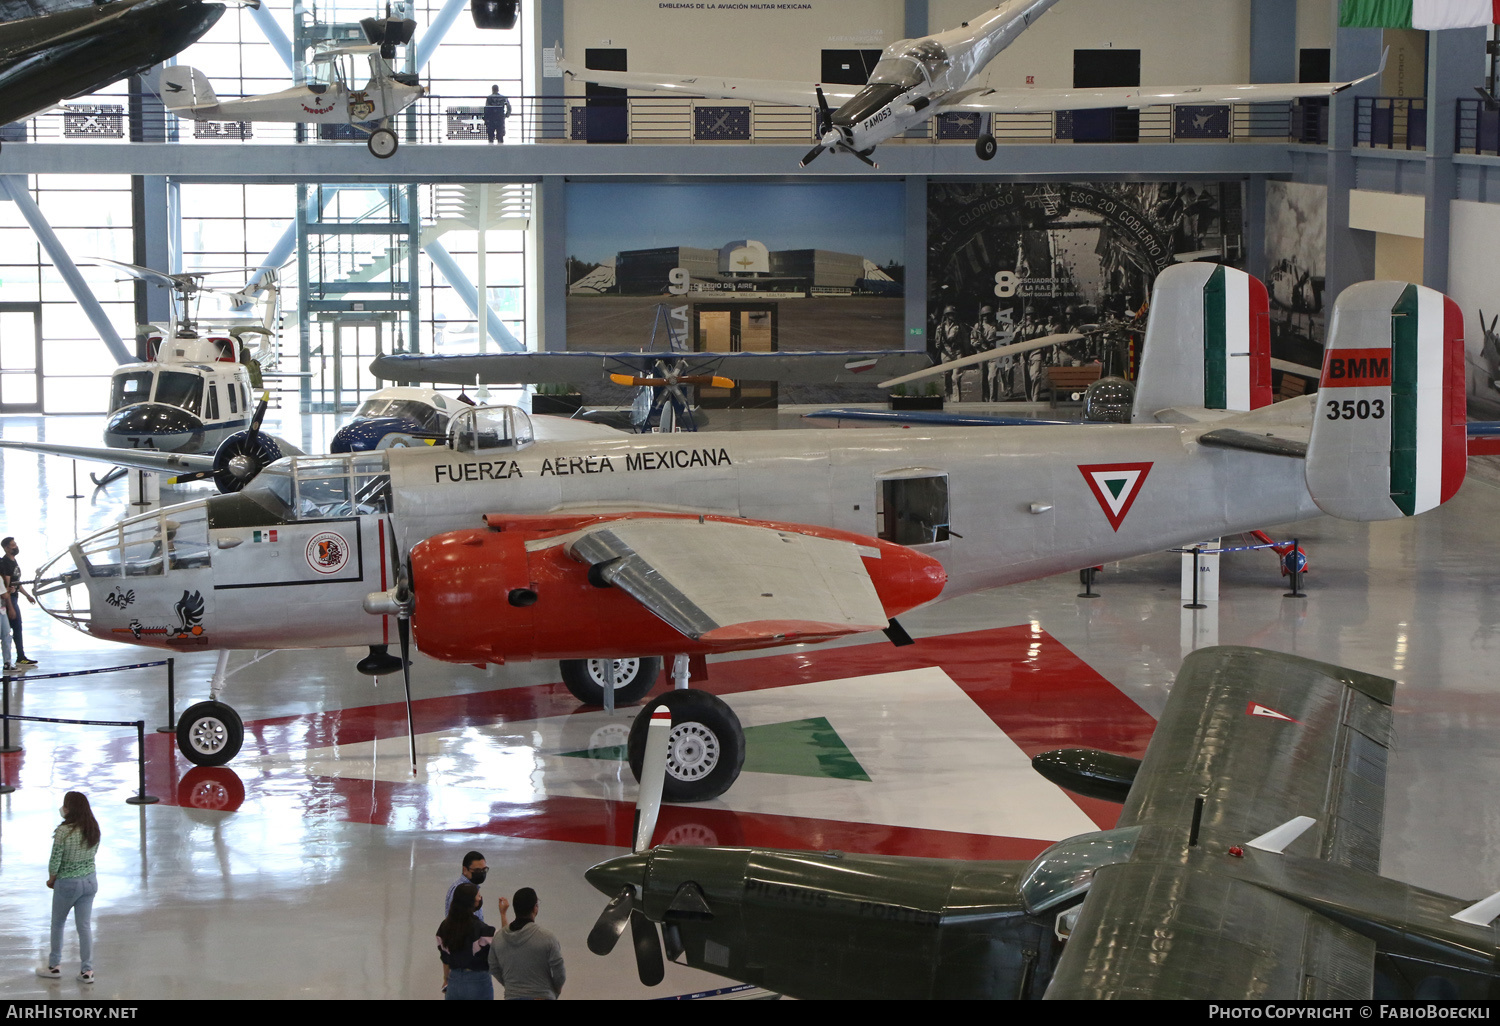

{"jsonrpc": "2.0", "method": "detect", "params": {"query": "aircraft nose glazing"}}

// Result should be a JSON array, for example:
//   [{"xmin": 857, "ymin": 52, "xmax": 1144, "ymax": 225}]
[{"xmin": 34, "ymin": 545, "xmax": 90, "ymax": 635}]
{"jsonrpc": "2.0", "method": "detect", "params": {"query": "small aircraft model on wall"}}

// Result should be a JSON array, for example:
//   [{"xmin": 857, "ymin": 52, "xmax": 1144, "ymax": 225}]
[
  {"xmin": 584, "ymin": 646, "xmax": 1500, "ymax": 998},
  {"xmin": 0, "ymin": 0, "xmax": 226, "ymax": 139},
  {"xmin": 160, "ymin": 16, "xmax": 424, "ymax": 159},
  {"xmin": 27, "ymin": 267, "xmax": 1471, "ymax": 808},
  {"xmin": 559, "ymin": 0, "xmax": 1384, "ymax": 167}
]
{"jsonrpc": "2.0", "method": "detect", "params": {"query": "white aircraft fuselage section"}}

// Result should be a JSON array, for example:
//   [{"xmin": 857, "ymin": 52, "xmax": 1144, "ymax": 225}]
[{"xmin": 41, "ymin": 406, "xmax": 1321, "ymax": 657}]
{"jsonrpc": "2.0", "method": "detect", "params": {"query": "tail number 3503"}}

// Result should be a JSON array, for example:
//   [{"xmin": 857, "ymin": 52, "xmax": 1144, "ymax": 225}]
[{"xmin": 1326, "ymin": 399, "xmax": 1385, "ymax": 421}]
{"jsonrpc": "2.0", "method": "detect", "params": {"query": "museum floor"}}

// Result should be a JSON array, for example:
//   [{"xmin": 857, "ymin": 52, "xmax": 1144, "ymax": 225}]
[{"xmin": 0, "ymin": 408, "xmax": 1497, "ymax": 1001}]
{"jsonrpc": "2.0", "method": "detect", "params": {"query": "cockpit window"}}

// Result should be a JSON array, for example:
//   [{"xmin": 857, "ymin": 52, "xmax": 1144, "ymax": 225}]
[
  {"xmin": 74, "ymin": 502, "xmax": 214, "ymax": 579},
  {"xmin": 288, "ymin": 452, "xmax": 391, "ymax": 520},
  {"xmin": 450, "ymin": 406, "xmax": 533, "ymax": 454},
  {"xmin": 154, "ymin": 372, "xmax": 203, "ymax": 415},
  {"xmin": 110, "ymin": 371, "xmax": 153, "ymax": 412},
  {"xmin": 355, "ymin": 398, "xmax": 447, "ymax": 433},
  {"xmin": 1018, "ymin": 826, "xmax": 1142, "ymax": 914}
]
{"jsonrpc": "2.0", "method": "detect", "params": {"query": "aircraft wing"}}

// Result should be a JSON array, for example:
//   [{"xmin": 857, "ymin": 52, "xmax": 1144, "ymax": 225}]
[
  {"xmin": 372, "ymin": 350, "xmax": 930, "ymax": 386},
  {"xmin": 555, "ymin": 53, "xmax": 859, "ymax": 109},
  {"xmin": 941, "ymin": 66, "xmax": 1382, "ymax": 115},
  {"xmin": 1044, "ymin": 646, "xmax": 1396, "ymax": 999},
  {"xmin": 553, "ymin": 517, "xmax": 891, "ymax": 645},
  {"xmin": 0, "ymin": 439, "xmax": 216, "ymax": 477}
]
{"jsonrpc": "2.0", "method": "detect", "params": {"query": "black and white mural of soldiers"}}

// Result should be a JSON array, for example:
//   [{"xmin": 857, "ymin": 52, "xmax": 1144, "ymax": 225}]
[
  {"xmin": 933, "ymin": 306, "xmax": 968, "ymax": 399},
  {"xmin": 969, "ymin": 306, "xmax": 1005, "ymax": 402}
]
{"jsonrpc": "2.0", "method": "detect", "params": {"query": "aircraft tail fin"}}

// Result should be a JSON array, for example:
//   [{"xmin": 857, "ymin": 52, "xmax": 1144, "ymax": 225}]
[
  {"xmin": 159, "ymin": 66, "xmax": 217, "ymax": 112},
  {"xmin": 1305, "ymin": 282, "xmax": 1467, "ymax": 521},
  {"xmin": 1131, "ymin": 262, "xmax": 1273, "ymax": 423}
]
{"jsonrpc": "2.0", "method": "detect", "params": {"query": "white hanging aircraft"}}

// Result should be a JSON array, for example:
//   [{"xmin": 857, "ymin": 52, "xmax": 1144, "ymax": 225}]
[
  {"xmin": 28, "ymin": 266, "xmax": 1470, "ymax": 807},
  {"xmin": 160, "ymin": 19, "xmax": 424, "ymax": 158},
  {"xmin": 558, "ymin": 0, "xmax": 1384, "ymax": 167}
]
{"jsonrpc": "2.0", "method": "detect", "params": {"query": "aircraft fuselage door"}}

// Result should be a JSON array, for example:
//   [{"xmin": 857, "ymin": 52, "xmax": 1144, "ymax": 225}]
[
  {"xmin": 209, "ymin": 515, "xmax": 385, "ymax": 649},
  {"xmin": 875, "ymin": 470, "xmax": 951, "ymax": 547}
]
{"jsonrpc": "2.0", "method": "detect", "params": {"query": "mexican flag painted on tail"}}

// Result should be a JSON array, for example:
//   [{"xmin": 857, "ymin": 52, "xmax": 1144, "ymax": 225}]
[{"xmin": 1339, "ymin": 0, "xmax": 1500, "ymax": 29}]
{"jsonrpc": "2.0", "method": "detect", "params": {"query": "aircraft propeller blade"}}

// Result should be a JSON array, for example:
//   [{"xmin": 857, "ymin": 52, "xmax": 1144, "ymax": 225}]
[
  {"xmin": 247, "ymin": 390, "xmax": 270, "ymax": 440},
  {"xmin": 799, "ymin": 143, "xmax": 827, "ymax": 168},
  {"xmin": 851, "ymin": 148, "xmax": 879, "ymax": 169},
  {"xmin": 633, "ymin": 706, "xmax": 672, "ymax": 853},
  {"xmin": 814, "ymin": 84, "xmax": 833, "ymax": 136},
  {"xmin": 389, "ymin": 530, "xmax": 418, "ymax": 777},
  {"xmin": 630, "ymin": 908, "xmax": 666, "ymax": 987},
  {"xmin": 586, "ymin": 886, "xmax": 636, "ymax": 956}
]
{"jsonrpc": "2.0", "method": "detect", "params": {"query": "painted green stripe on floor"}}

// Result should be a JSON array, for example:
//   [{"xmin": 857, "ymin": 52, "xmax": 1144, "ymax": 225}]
[
  {"xmin": 1390, "ymin": 284, "xmax": 1420, "ymax": 516},
  {"xmin": 1203, "ymin": 264, "xmax": 1228, "ymax": 409},
  {"xmin": 560, "ymin": 716, "xmax": 871, "ymax": 782}
]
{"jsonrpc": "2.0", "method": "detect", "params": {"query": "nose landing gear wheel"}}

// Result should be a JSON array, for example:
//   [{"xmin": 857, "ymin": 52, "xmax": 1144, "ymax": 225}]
[
  {"xmin": 560, "ymin": 656, "xmax": 662, "ymax": 707},
  {"xmin": 976, "ymin": 133, "xmax": 997, "ymax": 160},
  {"xmin": 627, "ymin": 689, "xmax": 744, "ymax": 803},
  {"xmin": 368, "ymin": 127, "xmax": 399, "ymax": 158},
  {"xmin": 176, "ymin": 700, "xmax": 244, "ymax": 767}
]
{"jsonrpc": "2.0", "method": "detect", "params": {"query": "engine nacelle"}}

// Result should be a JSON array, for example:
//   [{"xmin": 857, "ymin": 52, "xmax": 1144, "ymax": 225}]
[
  {"xmin": 471, "ymin": 0, "xmax": 518, "ymax": 30},
  {"xmin": 408, "ymin": 514, "xmax": 945, "ymax": 665}
]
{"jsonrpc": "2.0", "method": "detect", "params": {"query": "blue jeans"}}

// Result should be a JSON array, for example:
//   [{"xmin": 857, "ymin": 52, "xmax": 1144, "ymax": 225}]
[
  {"xmin": 50, "ymin": 873, "xmax": 97, "ymax": 971},
  {"xmin": 445, "ymin": 968, "xmax": 493, "ymax": 1000}
]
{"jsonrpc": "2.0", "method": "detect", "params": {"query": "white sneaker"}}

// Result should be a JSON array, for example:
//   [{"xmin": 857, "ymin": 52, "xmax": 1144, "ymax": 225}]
[
  {"xmin": 77, "ymin": 970, "xmax": 94, "ymax": 984},
  {"xmin": 35, "ymin": 965, "xmax": 59, "ymax": 979}
]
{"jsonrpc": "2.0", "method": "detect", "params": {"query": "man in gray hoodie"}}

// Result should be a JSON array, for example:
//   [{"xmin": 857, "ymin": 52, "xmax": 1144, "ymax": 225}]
[{"xmin": 489, "ymin": 887, "xmax": 565, "ymax": 999}]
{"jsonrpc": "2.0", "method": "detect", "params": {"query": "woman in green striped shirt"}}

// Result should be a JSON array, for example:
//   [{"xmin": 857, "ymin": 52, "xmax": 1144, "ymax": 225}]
[{"xmin": 36, "ymin": 791, "xmax": 100, "ymax": 984}]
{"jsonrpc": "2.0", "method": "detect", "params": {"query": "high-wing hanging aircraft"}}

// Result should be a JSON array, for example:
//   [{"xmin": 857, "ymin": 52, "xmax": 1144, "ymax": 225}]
[
  {"xmin": 0, "ymin": 0, "xmax": 225, "ymax": 137},
  {"xmin": 27, "ymin": 266, "xmax": 1469, "ymax": 806},
  {"xmin": 160, "ymin": 14, "xmax": 424, "ymax": 158},
  {"xmin": 583, "ymin": 646, "xmax": 1500, "ymax": 999},
  {"xmin": 557, "ymin": 0, "xmax": 1384, "ymax": 167}
]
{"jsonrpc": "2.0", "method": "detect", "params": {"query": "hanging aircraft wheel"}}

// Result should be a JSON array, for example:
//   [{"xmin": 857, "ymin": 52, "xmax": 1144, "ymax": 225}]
[
  {"xmin": 976, "ymin": 134, "xmax": 998, "ymax": 160},
  {"xmin": 627, "ymin": 689, "xmax": 744, "ymax": 803},
  {"xmin": 176, "ymin": 701, "xmax": 244, "ymax": 767},
  {"xmin": 560, "ymin": 656, "xmax": 662, "ymax": 707},
  {"xmin": 368, "ymin": 128, "xmax": 399, "ymax": 158}
]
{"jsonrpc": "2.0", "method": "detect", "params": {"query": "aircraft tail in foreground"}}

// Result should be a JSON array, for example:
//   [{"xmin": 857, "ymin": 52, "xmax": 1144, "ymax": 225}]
[
  {"xmin": 1305, "ymin": 281, "xmax": 1467, "ymax": 521},
  {"xmin": 1132, "ymin": 262, "xmax": 1273, "ymax": 422}
]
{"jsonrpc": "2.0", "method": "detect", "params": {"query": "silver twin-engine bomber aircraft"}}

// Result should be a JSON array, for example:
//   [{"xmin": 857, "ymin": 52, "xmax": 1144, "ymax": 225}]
[
  {"xmin": 558, "ymin": 0, "xmax": 1384, "ymax": 167},
  {"xmin": 30, "ymin": 265, "xmax": 1469, "ymax": 803}
]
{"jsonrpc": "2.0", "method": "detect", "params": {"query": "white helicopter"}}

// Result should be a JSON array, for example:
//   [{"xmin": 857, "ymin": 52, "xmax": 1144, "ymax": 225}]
[
  {"xmin": 91, "ymin": 259, "xmax": 281, "ymax": 476},
  {"xmin": 160, "ymin": 8, "xmax": 424, "ymax": 158},
  {"xmin": 560, "ymin": 0, "xmax": 1384, "ymax": 167}
]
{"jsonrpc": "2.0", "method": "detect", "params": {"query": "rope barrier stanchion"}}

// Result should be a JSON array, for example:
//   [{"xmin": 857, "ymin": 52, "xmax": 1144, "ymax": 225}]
[
  {"xmin": 125, "ymin": 721, "xmax": 159, "ymax": 806},
  {"xmin": 67, "ymin": 459, "xmax": 83, "ymax": 500},
  {"xmin": 1284, "ymin": 537, "xmax": 1306, "ymax": 599},
  {"xmin": 1184, "ymin": 546, "xmax": 1208, "ymax": 611},
  {"xmin": 157, "ymin": 658, "xmax": 177, "ymax": 734},
  {"xmin": 0, "ymin": 673, "xmax": 17, "ymax": 754},
  {"xmin": 0, "ymin": 712, "xmax": 161, "ymax": 804}
]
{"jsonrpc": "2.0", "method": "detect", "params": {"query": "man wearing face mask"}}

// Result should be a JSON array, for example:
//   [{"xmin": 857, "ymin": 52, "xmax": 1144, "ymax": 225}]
[{"xmin": 445, "ymin": 851, "xmax": 490, "ymax": 924}]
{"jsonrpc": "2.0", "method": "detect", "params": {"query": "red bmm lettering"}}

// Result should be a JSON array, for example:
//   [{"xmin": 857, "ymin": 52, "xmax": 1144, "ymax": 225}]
[{"xmin": 1321, "ymin": 347, "xmax": 1391, "ymax": 388}]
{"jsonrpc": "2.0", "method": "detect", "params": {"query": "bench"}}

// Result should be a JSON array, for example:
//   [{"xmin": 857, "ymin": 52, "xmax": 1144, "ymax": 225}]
[{"xmin": 1044, "ymin": 365, "xmax": 1103, "ymax": 407}]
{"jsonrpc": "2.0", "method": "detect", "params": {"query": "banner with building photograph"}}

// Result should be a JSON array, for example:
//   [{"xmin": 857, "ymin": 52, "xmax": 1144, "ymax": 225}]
[
  {"xmin": 927, "ymin": 181, "xmax": 1243, "ymax": 402},
  {"xmin": 565, "ymin": 182, "xmax": 904, "ymax": 394},
  {"xmin": 1263, "ymin": 180, "xmax": 1329, "ymax": 380}
]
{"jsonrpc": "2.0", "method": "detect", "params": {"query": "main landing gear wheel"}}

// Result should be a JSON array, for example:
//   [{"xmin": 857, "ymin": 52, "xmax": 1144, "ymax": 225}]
[
  {"xmin": 368, "ymin": 128, "xmax": 399, "ymax": 158},
  {"xmin": 976, "ymin": 133, "xmax": 997, "ymax": 160},
  {"xmin": 176, "ymin": 701, "xmax": 244, "ymax": 767},
  {"xmin": 627, "ymin": 689, "xmax": 744, "ymax": 803},
  {"xmin": 560, "ymin": 656, "xmax": 662, "ymax": 707}
]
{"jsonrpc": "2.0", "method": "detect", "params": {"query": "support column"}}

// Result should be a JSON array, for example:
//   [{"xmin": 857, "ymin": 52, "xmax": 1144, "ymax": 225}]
[
  {"xmin": 905, "ymin": 175, "xmax": 927, "ymax": 353},
  {"xmin": 0, "ymin": 176, "xmax": 132, "ymax": 365},
  {"xmin": 1423, "ymin": 27, "xmax": 1485, "ymax": 293},
  {"xmin": 538, "ymin": 0, "xmax": 564, "ymax": 140},
  {"xmin": 1246, "ymin": 0, "xmax": 1297, "ymax": 280},
  {"xmin": 1325, "ymin": 24, "xmax": 1382, "ymax": 303},
  {"xmin": 904, "ymin": 0, "xmax": 928, "ymax": 38},
  {"xmin": 537, "ymin": 177, "xmax": 566, "ymax": 352},
  {"xmin": 132, "ymin": 175, "xmax": 173, "ymax": 353}
]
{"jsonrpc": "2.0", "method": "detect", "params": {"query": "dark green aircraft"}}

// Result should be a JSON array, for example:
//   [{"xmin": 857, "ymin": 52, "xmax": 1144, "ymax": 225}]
[
  {"xmin": 0, "ymin": 0, "xmax": 224, "ymax": 131},
  {"xmin": 585, "ymin": 646, "xmax": 1500, "ymax": 999}
]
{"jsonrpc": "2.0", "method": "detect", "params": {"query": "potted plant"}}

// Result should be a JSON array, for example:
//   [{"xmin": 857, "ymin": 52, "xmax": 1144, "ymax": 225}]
[
  {"xmin": 531, "ymin": 381, "xmax": 585, "ymax": 416},
  {"xmin": 889, "ymin": 380, "xmax": 945, "ymax": 411}
]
